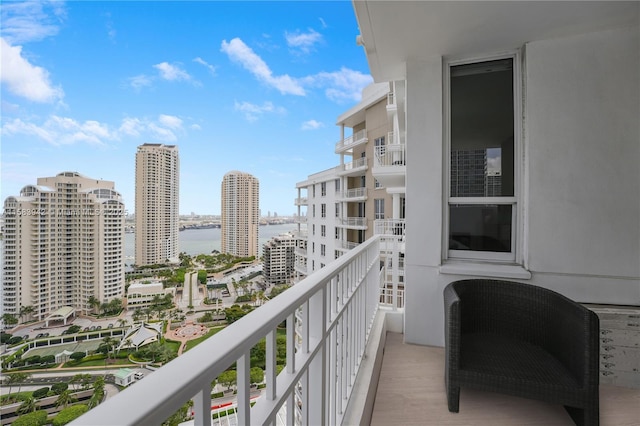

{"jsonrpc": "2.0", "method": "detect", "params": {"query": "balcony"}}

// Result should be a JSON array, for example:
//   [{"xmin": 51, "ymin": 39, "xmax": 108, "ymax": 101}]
[
  {"xmin": 72, "ymin": 237, "xmax": 386, "ymax": 426},
  {"xmin": 70, "ymin": 232, "xmax": 638, "ymax": 426},
  {"xmin": 371, "ymin": 332, "xmax": 639, "ymax": 425},
  {"xmin": 294, "ymin": 197, "xmax": 308, "ymax": 206},
  {"xmin": 372, "ymin": 140, "xmax": 406, "ymax": 189},
  {"xmin": 335, "ymin": 129, "xmax": 368, "ymax": 154},
  {"xmin": 337, "ymin": 187, "xmax": 367, "ymax": 201},
  {"xmin": 336, "ymin": 217, "xmax": 367, "ymax": 229},
  {"xmin": 337, "ymin": 157, "xmax": 368, "ymax": 177}
]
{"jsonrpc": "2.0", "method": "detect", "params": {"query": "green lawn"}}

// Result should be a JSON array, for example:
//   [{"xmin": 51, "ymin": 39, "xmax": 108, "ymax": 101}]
[{"xmin": 183, "ymin": 326, "xmax": 226, "ymax": 352}]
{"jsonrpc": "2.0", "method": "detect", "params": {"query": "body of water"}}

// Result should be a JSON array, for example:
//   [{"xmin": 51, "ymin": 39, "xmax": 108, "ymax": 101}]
[{"xmin": 124, "ymin": 223, "xmax": 296, "ymax": 261}]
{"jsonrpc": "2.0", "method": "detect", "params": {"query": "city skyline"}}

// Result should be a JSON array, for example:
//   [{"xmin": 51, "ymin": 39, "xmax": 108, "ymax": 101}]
[{"xmin": 0, "ymin": 1, "xmax": 372, "ymax": 216}]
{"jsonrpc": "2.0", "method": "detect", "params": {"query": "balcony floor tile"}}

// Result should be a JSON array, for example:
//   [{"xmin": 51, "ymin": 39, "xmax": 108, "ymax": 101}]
[{"xmin": 371, "ymin": 332, "xmax": 640, "ymax": 426}]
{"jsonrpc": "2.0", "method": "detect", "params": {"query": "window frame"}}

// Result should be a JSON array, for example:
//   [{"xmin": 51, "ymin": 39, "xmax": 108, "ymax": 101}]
[{"xmin": 443, "ymin": 51, "xmax": 523, "ymax": 264}]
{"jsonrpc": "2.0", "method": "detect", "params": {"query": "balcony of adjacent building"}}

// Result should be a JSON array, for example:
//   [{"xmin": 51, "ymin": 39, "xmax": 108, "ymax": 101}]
[
  {"xmin": 294, "ymin": 215, "xmax": 307, "ymax": 224},
  {"xmin": 294, "ymin": 197, "xmax": 308, "ymax": 206},
  {"xmin": 372, "ymin": 133, "xmax": 406, "ymax": 190},
  {"xmin": 335, "ymin": 216, "xmax": 367, "ymax": 230},
  {"xmin": 374, "ymin": 218, "xmax": 406, "ymax": 253},
  {"xmin": 337, "ymin": 157, "xmax": 368, "ymax": 177},
  {"xmin": 335, "ymin": 129, "xmax": 367, "ymax": 154},
  {"xmin": 336, "ymin": 187, "xmax": 367, "ymax": 202}
]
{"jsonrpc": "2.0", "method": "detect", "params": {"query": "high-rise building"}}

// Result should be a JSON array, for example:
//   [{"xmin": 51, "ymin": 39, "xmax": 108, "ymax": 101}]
[
  {"xmin": 295, "ymin": 82, "xmax": 405, "ymax": 283},
  {"xmin": 2, "ymin": 172, "xmax": 125, "ymax": 322},
  {"xmin": 263, "ymin": 233, "xmax": 296, "ymax": 286},
  {"xmin": 221, "ymin": 171, "xmax": 259, "ymax": 258},
  {"xmin": 135, "ymin": 143, "xmax": 180, "ymax": 266}
]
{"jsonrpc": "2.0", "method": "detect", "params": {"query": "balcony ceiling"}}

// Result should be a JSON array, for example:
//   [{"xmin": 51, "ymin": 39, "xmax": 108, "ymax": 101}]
[{"xmin": 354, "ymin": 1, "xmax": 639, "ymax": 81}]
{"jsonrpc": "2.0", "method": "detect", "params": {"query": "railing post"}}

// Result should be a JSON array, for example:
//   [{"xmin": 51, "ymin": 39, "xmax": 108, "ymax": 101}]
[
  {"xmin": 237, "ymin": 351, "xmax": 251, "ymax": 426},
  {"xmin": 307, "ymin": 287, "xmax": 326, "ymax": 425},
  {"xmin": 193, "ymin": 385, "xmax": 212, "ymax": 426}
]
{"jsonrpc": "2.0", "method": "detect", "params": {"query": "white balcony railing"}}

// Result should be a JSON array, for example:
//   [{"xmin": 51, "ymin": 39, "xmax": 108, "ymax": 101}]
[
  {"xmin": 374, "ymin": 144, "xmax": 405, "ymax": 167},
  {"xmin": 339, "ymin": 157, "xmax": 368, "ymax": 175},
  {"xmin": 295, "ymin": 197, "xmax": 308, "ymax": 206},
  {"xmin": 336, "ymin": 217, "xmax": 367, "ymax": 228},
  {"xmin": 72, "ymin": 237, "xmax": 382, "ymax": 426},
  {"xmin": 339, "ymin": 187, "xmax": 367, "ymax": 200},
  {"xmin": 335, "ymin": 129, "xmax": 368, "ymax": 153},
  {"xmin": 373, "ymin": 219, "xmax": 405, "ymax": 237}
]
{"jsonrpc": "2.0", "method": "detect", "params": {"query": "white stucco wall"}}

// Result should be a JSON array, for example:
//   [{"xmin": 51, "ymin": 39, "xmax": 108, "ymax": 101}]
[{"xmin": 404, "ymin": 26, "xmax": 640, "ymax": 346}]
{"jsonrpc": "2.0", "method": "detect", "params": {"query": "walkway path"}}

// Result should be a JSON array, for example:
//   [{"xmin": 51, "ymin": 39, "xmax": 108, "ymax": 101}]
[{"xmin": 166, "ymin": 319, "xmax": 210, "ymax": 355}]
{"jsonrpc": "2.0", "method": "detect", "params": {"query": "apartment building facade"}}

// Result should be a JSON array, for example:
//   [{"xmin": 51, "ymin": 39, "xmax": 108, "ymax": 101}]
[
  {"xmin": 2, "ymin": 172, "xmax": 125, "ymax": 322},
  {"xmin": 262, "ymin": 233, "xmax": 296, "ymax": 286},
  {"xmin": 221, "ymin": 171, "xmax": 260, "ymax": 258},
  {"xmin": 135, "ymin": 143, "xmax": 180, "ymax": 266},
  {"xmin": 295, "ymin": 82, "xmax": 406, "ymax": 303}
]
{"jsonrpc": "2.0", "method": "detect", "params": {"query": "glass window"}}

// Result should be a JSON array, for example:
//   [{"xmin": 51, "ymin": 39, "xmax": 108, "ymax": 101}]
[
  {"xmin": 374, "ymin": 199, "xmax": 385, "ymax": 220},
  {"xmin": 447, "ymin": 56, "xmax": 517, "ymax": 260}
]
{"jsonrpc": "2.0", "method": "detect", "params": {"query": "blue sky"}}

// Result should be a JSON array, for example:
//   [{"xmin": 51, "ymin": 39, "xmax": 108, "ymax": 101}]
[{"xmin": 1, "ymin": 1, "xmax": 372, "ymax": 216}]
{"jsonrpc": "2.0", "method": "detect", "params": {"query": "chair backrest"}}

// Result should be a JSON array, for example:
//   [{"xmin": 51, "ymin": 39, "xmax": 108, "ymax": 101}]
[{"xmin": 452, "ymin": 279, "xmax": 599, "ymax": 385}]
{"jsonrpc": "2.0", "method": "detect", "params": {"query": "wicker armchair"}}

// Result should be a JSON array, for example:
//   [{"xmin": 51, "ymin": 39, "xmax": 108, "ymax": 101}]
[{"xmin": 444, "ymin": 279, "xmax": 600, "ymax": 426}]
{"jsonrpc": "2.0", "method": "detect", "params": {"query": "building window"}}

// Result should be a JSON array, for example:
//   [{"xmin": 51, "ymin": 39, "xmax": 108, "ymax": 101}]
[
  {"xmin": 321, "ymin": 182, "xmax": 326, "ymax": 197},
  {"xmin": 335, "ymin": 228, "xmax": 340, "ymax": 239},
  {"xmin": 375, "ymin": 178, "xmax": 382, "ymax": 189},
  {"xmin": 321, "ymin": 203, "xmax": 326, "ymax": 218},
  {"xmin": 321, "ymin": 244, "xmax": 326, "ymax": 257},
  {"xmin": 312, "ymin": 205, "xmax": 316, "ymax": 217},
  {"xmin": 312, "ymin": 185, "xmax": 316, "ymax": 198},
  {"xmin": 335, "ymin": 179, "xmax": 340, "ymax": 191},
  {"xmin": 374, "ymin": 136, "xmax": 386, "ymax": 159},
  {"xmin": 312, "ymin": 224, "xmax": 315, "ymax": 236},
  {"xmin": 335, "ymin": 203, "xmax": 340, "ymax": 218},
  {"xmin": 374, "ymin": 199, "xmax": 385, "ymax": 220},
  {"xmin": 446, "ymin": 55, "xmax": 519, "ymax": 262},
  {"xmin": 321, "ymin": 225, "xmax": 326, "ymax": 237}
]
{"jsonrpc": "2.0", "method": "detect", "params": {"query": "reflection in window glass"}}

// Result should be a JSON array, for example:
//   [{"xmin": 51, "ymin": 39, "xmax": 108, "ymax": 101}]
[
  {"xmin": 449, "ymin": 204, "xmax": 512, "ymax": 252},
  {"xmin": 450, "ymin": 59, "xmax": 514, "ymax": 197}
]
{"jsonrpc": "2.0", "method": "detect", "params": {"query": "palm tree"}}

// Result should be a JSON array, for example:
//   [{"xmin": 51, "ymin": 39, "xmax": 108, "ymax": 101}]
[
  {"xmin": 18, "ymin": 305, "xmax": 34, "ymax": 323},
  {"xmin": 69, "ymin": 374, "xmax": 82, "ymax": 391},
  {"xmin": 132, "ymin": 308, "xmax": 142, "ymax": 323},
  {"xmin": 88, "ymin": 388, "xmax": 104, "ymax": 409},
  {"xmin": 117, "ymin": 318, "xmax": 128, "ymax": 329},
  {"xmin": 55, "ymin": 389, "xmax": 77, "ymax": 408},
  {"xmin": 87, "ymin": 295, "xmax": 100, "ymax": 315},
  {"xmin": 12, "ymin": 372, "xmax": 31, "ymax": 397},
  {"xmin": 101, "ymin": 336, "xmax": 116, "ymax": 361},
  {"xmin": 80, "ymin": 374, "xmax": 93, "ymax": 390},
  {"xmin": 17, "ymin": 396, "xmax": 38, "ymax": 414}
]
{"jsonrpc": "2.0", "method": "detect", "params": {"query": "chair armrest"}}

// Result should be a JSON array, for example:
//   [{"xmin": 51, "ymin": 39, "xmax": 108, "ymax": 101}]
[{"xmin": 444, "ymin": 284, "xmax": 461, "ymax": 375}]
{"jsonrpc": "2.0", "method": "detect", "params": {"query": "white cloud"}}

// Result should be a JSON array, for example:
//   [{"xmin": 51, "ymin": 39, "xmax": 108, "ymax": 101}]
[
  {"xmin": 190, "ymin": 124, "xmax": 202, "ymax": 131},
  {"xmin": 0, "ymin": 37, "xmax": 64, "ymax": 103},
  {"xmin": 153, "ymin": 62, "xmax": 192, "ymax": 81},
  {"xmin": 2, "ymin": 114, "xmax": 190, "ymax": 145},
  {"xmin": 0, "ymin": 1, "xmax": 65, "ymax": 44},
  {"xmin": 221, "ymin": 38, "xmax": 305, "ymax": 96},
  {"xmin": 119, "ymin": 117, "xmax": 144, "ymax": 137},
  {"xmin": 487, "ymin": 155, "xmax": 502, "ymax": 173},
  {"xmin": 234, "ymin": 100, "xmax": 286, "ymax": 122},
  {"xmin": 158, "ymin": 114, "xmax": 183, "ymax": 130},
  {"xmin": 1, "ymin": 116, "xmax": 116, "ymax": 146},
  {"xmin": 193, "ymin": 57, "xmax": 217, "ymax": 75},
  {"xmin": 127, "ymin": 74, "xmax": 153, "ymax": 91},
  {"xmin": 304, "ymin": 67, "xmax": 373, "ymax": 103},
  {"xmin": 301, "ymin": 120, "xmax": 323, "ymax": 130},
  {"xmin": 285, "ymin": 29, "xmax": 322, "ymax": 54},
  {"xmin": 148, "ymin": 122, "xmax": 177, "ymax": 142}
]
